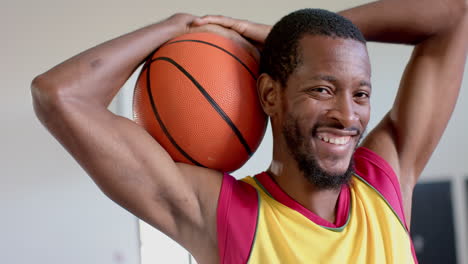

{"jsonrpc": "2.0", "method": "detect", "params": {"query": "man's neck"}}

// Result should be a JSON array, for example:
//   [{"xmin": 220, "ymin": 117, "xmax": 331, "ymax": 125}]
[{"xmin": 267, "ymin": 163, "xmax": 342, "ymax": 224}]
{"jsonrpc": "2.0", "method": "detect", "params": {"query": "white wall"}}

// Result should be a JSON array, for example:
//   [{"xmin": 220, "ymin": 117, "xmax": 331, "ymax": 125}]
[{"xmin": 2, "ymin": 0, "xmax": 467, "ymax": 264}]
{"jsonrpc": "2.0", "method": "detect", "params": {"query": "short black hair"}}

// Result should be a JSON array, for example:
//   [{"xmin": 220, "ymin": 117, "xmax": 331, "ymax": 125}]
[{"xmin": 260, "ymin": 8, "xmax": 366, "ymax": 87}]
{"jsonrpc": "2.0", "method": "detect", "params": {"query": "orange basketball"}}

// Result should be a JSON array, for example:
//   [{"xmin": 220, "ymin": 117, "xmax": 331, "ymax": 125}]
[{"xmin": 133, "ymin": 32, "xmax": 267, "ymax": 172}]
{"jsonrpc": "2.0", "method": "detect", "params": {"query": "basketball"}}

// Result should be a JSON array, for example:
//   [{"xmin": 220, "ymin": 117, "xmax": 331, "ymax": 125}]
[{"xmin": 133, "ymin": 32, "xmax": 267, "ymax": 172}]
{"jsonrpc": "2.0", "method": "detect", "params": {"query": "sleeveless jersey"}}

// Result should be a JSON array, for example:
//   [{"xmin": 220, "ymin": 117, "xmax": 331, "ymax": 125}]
[{"xmin": 217, "ymin": 147, "xmax": 418, "ymax": 263}]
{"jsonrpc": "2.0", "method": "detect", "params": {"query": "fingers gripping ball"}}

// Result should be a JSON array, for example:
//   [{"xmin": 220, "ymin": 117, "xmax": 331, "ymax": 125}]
[{"xmin": 133, "ymin": 32, "xmax": 267, "ymax": 172}]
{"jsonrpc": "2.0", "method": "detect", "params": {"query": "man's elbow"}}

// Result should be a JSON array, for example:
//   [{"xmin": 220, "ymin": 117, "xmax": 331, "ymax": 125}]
[
  {"xmin": 31, "ymin": 74, "xmax": 67, "ymax": 126},
  {"xmin": 448, "ymin": 0, "xmax": 467, "ymax": 27},
  {"xmin": 423, "ymin": 0, "xmax": 467, "ymax": 42}
]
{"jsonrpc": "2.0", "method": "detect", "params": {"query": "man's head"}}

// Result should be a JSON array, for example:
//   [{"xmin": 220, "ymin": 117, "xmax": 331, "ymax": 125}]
[
  {"xmin": 258, "ymin": 9, "xmax": 371, "ymax": 189},
  {"xmin": 260, "ymin": 8, "xmax": 367, "ymax": 87}
]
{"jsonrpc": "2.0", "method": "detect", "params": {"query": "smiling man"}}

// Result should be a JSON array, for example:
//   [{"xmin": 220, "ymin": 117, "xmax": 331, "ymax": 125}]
[{"xmin": 31, "ymin": 0, "xmax": 467, "ymax": 263}]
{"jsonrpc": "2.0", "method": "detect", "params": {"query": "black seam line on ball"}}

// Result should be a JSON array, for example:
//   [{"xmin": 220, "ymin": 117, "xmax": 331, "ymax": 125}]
[
  {"xmin": 165, "ymin": 39, "xmax": 256, "ymax": 80},
  {"xmin": 146, "ymin": 58, "xmax": 206, "ymax": 167},
  {"xmin": 132, "ymin": 56, "xmax": 153, "ymax": 120},
  {"xmin": 152, "ymin": 56, "xmax": 253, "ymax": 157}
]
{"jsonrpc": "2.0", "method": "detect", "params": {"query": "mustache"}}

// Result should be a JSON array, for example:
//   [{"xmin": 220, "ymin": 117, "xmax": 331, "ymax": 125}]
[{"xmin": 311, "ymin": 122, "xmax": 362, "ymax": 136}]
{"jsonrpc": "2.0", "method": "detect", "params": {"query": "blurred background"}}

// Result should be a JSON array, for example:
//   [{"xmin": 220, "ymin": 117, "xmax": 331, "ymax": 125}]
[{"xmin": 2, "ymin": 0, "xmax": 467, "ymax": 263}]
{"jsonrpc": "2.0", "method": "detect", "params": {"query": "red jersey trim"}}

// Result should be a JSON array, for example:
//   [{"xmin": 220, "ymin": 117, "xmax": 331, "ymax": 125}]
[
  {"xmin": 353, "ymin": 147, "xmax": 409, "ymax": 229},
  {"xmin": 254, "ymin": 172, "xmax": 351, "ymax": 229},
  {"xmin": 217, "ymin": 173, "xmax": 259, "ymax": 264}
]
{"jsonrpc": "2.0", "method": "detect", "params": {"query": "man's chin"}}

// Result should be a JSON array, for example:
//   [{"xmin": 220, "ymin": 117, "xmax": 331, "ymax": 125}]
[
  {"xmin": 316, "ymin": 160, "xmax": 352, "ymax": 177},
  {"xmin": 322, "ymin": 169, "xmax": 349, "ymax": 177},
  {"xmin": 301, "ymin": 158, "xmax": 355, "ymax": 189}
]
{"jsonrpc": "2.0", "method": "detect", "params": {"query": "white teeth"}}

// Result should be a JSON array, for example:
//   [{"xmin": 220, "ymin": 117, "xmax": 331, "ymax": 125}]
[{"xmin": 317, "ymin": 135, "xmax": 350, "ymax": 145}]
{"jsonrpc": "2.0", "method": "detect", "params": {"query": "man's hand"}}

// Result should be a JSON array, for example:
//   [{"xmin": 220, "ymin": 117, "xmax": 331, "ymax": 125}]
[
  {"xmin": 161, "ymin": 13, "xmax": 199, "ymax": 36},
  {"xmin": 189, "ymin": 22, "xmax": 261, "ymax": 61},
  {"xmin": 193, "ymin": 15, "xmax": 272, "ymax": 50},
  {"xmin": 163, "ymin": 13, "xmax": 261, "ymax": 61}
]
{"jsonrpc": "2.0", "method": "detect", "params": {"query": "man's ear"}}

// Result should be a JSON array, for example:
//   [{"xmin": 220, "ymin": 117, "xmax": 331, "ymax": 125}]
[{"xmin": 257, "ymin": 73, "xmax": 281, "ymax": 117}]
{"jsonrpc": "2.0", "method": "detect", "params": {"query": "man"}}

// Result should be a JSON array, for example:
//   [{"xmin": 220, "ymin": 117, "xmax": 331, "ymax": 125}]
[{"xmin": 31, "ymin": 0, "xmax": 467, "ymax": 263}]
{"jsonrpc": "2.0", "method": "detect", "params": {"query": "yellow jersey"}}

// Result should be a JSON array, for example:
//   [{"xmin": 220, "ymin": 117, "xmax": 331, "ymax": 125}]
[{"xmin": 217, "ymin": 147, "xmax": 417, "ymax": 263}]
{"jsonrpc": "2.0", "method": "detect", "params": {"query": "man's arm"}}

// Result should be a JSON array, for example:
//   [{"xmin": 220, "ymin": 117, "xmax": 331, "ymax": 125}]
[
  {"xmin": 30, "ymin": 14, "xmax": 253, "ymax": 261},
  {"xmin": 340, "ymin": 0, "xmax": 467, "ymax": 223}
]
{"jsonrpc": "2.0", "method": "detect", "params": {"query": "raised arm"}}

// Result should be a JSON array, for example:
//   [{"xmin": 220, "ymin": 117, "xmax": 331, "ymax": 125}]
[
  {"xmin": 341, "ymin": 0, "xmax": 468, "ymax": 222},
  {"xmin": 30, "ymin": 14, "xmax": 253, "ymax": 262}
]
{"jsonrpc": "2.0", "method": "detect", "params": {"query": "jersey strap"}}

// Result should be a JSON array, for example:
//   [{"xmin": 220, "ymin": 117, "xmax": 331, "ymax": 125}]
[
  {"xmin": 354, "ymin": 147, "xmax": 408, "ymax": 229},
  {"xmin": 354, "ymin": 147, "xmax": 418, "ymax": 263},
  {"xmin": 217, "ymin": 173, "xmax": 259, "ymax": 264}
]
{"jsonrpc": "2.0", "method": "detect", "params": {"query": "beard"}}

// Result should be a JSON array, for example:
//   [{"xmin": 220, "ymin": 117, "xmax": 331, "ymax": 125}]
[{"xmin": 282, "ymin": 114, "xmax": 361, "ymax": 190}]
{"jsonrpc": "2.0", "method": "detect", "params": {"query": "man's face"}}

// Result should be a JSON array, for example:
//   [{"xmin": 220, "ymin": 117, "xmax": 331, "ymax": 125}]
[{"xmin": 279, "ymin": 35, "xmax": 371, "ymax": 188}]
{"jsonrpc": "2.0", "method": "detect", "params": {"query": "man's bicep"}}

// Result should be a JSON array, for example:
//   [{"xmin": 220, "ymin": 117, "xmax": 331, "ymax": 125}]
[
  {"xmin": 363, "ymin": 13, "xmax": 468, "ymax": 188},
  {"xmin": 389, "ymin": 14, "xmax": 467, "ymax": 183}
]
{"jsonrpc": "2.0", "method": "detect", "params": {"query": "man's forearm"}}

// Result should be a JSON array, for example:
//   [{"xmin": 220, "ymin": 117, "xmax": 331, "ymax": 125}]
[
  {"xmin": 339, "ymin": 0, "xmax": 466, "ymax": 44},
  {"xmin": 31, "ymin": 14, "xmax": 192, "ymax": 110}
]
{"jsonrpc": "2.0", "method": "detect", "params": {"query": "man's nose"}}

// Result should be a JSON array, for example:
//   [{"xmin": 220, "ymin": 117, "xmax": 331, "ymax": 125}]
[{"xmin": 325, "ymin": 95, "xmax": 359, "ymax": 128}]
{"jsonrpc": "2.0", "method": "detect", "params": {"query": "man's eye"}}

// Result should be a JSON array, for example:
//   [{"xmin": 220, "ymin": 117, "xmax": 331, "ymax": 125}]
[
  {"xmin": 313, "ymin": 87, "xmax": 330, "ymax": 94},
  {"xmin": 355, "ymin": 92, "xmax": 369, "ymax": 98}
]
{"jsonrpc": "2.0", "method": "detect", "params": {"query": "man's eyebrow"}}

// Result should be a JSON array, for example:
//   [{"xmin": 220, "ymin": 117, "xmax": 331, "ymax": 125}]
[
  {"xmin": 311, "ymin": 74, "xmax": 338, "ymax": 82},
  {"xmin": 360, "ymin": 80, "xmax": 372, "ymax": 89},
  {"xmin": 311, "ymin": 75, "xmax": 372, "ymax": 89}
]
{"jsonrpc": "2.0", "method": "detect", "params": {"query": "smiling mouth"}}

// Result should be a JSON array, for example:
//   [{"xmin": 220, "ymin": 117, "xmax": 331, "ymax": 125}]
[{"xmin": 317, "ymin": 134, "xmax": 351, "ymax": 145}]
